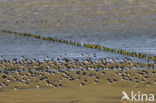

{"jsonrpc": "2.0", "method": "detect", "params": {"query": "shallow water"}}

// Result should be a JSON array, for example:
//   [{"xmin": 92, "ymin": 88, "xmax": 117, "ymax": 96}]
[
  {"xmin": 0, "ymin": 67, "xmax": 155, "ymax": 73},
  {"xmin": 0, "ymin": 32, "xmax": 126, "ymax": 60},
  {"xmin": 0, "ymin": 31, "xmax": 155, "ymax": 61}
]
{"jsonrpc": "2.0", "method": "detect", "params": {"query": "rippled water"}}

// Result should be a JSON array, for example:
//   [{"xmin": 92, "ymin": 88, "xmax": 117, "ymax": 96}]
[
  {"xmin": 0, "ymin": 31, "xmax": 126, "ymax": 60},
  {"xmin": 0, "ymin": 31, "xmax": 155, "ymax": 61}
]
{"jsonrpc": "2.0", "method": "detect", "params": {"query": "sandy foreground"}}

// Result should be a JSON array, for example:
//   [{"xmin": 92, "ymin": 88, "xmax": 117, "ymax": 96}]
[
  {"xmin": 0, "ymin": 86, "xmax": 155, "ymax": 103},
  {"xmin": 0, "ymin": 81, "xmax": 155, "ymax": 103}
]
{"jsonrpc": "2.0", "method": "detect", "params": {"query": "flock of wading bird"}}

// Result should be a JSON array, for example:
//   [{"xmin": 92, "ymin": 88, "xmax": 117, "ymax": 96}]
[
  {"xmin": 0, "ymin": 29, "xmax": 156, "ymax": 90},
  {"xmin": 0, "ymin": 55, "xmax": 156, "ymax": 89}
]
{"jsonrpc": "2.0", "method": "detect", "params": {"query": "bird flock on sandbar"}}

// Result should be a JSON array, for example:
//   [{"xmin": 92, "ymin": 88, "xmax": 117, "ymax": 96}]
[
  {"xmin": 0, "ymin": 54, "xmax": 155, "ymax": 90},
  {"xmin": 0, "ymin": 63, "xmax": 156, "ymax": 90}
]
